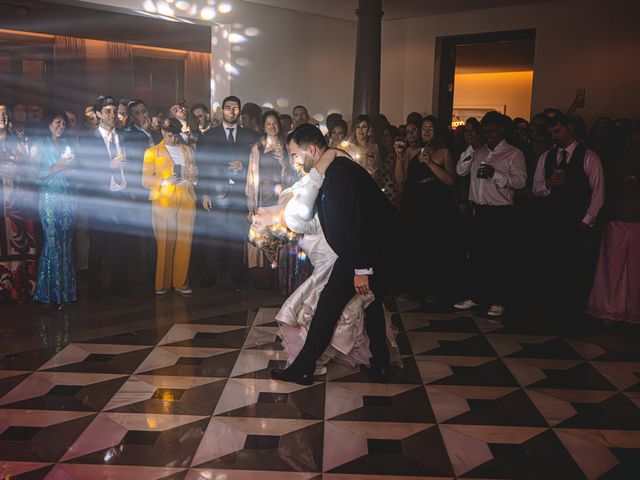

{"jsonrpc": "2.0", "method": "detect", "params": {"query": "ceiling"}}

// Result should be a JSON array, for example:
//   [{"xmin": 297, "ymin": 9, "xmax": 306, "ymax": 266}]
[
  {"xmin": 36, "ymin": 0, "xmax": 556, "ymax": 24},
  {"xmin": 0, "ymin": 0, "xmax": 211, "ymax": 51},
  {"xmin": 455, "ymin": 38, "xmax": 536, "ymax": 74},
  {"xmin": 242, "ymin": 0, "xmax": 554, "ymax": 21}
]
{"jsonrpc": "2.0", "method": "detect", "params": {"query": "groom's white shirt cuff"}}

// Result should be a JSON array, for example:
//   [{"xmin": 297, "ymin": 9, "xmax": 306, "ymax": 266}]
[{"xmin": 355, "ymin": 268, "xmax": 374, "ymax": 275}]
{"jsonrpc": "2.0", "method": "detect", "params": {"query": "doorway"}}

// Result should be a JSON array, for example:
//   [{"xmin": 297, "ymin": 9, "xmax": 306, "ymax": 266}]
[{"xmin": 434, "ymin": 29, "xmax": 536, "ymax": 127}]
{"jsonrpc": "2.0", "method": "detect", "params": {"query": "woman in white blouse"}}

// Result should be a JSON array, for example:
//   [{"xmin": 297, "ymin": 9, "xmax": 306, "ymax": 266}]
[{"xmin": 142, "ymin": 117, "xmax": 198, "ymax": 296}]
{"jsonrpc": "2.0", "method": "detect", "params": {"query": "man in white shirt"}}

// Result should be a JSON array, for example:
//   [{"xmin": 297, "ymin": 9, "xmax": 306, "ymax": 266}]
[
  {"xmin": 195, "ymin": 95, "xmax": 260, "ymax": 288},
  {"xmin": 532, "ymin": 113, "xmax": 604, "ymax": 319},
  {"xmin": 454, "ymin": 112, "xmax": 527, "ymax": 317},
  {"xmin": 78, "ymin": 95, "xmax": 133, "ymax": 300}
]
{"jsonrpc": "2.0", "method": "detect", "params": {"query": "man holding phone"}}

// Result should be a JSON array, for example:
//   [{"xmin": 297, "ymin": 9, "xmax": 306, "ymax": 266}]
[
  {"xmin": 454, "ymin": 112, "xmax": 527, "ymax": 317},
  {"xmin": 533, "ymin": 113, "xmax": 604, "ymax": 320}
]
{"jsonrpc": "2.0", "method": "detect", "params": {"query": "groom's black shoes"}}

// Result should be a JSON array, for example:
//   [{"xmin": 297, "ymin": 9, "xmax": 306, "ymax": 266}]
[{"xmin": 270, "ymin": 368, "xmax": 313, "ymax": 386}]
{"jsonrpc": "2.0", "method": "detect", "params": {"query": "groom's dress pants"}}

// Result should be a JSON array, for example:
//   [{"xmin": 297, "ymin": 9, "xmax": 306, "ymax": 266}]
[{"xmin": 288, "ymin": 256, "xmax": 390, "ymax": 375}]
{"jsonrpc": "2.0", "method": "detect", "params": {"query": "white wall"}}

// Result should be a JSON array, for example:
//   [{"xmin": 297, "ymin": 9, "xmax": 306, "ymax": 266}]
[
  {"xmin": 68, "ymin": 0, "xmax": 357, "ymax": 121},
  {"xmin": 222, "ymin": 1, "xmax": 357, "ymax": 122},
  {"xmin": 381, "ymin": 0, "xmax": 640, "ymax": 126}
]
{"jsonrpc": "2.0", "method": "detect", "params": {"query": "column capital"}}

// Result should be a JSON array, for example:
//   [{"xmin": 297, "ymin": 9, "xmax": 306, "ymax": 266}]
[{"xmin": 355, "ymin": 0, "xmax": 384, "ymax": 18}]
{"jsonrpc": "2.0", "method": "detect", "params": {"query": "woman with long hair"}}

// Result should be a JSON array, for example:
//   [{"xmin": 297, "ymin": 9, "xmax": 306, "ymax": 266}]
[
  {"xmin": 30, "ymin": 110, "xmax": 78, "ymax": 305},
  {"xmin": 393, "ymin": 118, "xmax": 422, "ymax": 205},
  {"xmin": 246, "ymin": 110, "xmax": 301, "ymax": 291},
  {"xmin": 343, "ymin": 114, "xmax": 380, "ymax": 181},
  {"xmin": 401, "ymin": 115, "xmax": 457, "ymax": 303}
]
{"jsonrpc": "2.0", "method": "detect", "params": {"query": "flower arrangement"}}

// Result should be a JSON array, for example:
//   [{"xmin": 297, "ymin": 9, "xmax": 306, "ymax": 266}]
[{"xmin": 248, "ymin": 221, "xmax": 299, "ymax": 269}]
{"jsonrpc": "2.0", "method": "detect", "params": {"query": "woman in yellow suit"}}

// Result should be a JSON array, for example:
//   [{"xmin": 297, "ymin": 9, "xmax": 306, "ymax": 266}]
[{"xmin": 142, "ymin": 117, "xmax": 198, "ymax": 296}]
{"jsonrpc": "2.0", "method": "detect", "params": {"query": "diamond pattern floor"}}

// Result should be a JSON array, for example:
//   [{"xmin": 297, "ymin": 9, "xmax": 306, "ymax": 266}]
[{"xmin": 1, "ymin": 293, "xmax": 640, "ymax": 479}]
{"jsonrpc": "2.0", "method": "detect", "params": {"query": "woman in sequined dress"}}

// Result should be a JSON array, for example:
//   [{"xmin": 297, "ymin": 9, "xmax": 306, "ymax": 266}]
[
  {"xmin": 31, "ymin": 110, "xmax": 77, "ymax": 305},
  {"xmin": 0, "ymin": 102, "xmax": 37, "ymax": 301}
]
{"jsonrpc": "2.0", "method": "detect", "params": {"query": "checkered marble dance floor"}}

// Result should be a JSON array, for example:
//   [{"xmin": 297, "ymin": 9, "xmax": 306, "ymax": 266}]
[{"xmin": 1, "ymin": 296, "xmax": 640, "ymax": 479}]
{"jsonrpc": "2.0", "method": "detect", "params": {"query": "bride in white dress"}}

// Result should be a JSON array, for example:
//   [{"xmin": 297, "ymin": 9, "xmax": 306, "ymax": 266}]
[{"xmin": 253, "ymin": 148, "xmax": 401, "ymax": 375}]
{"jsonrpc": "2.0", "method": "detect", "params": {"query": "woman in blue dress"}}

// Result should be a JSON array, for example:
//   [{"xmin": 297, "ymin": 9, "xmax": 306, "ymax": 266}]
[{"xmin": 31, "ymin": 110, "xmax": 77, "ymax": 305}]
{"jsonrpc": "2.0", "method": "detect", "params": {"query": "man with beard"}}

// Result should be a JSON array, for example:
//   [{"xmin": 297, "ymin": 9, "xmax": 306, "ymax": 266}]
[
  {"xmin": 271, "ymin": 124, "xmax": 403, "ymax": 385},
  {"xmin": 533, "ymin": 113, "xmax": 604, "ymax": 321}
]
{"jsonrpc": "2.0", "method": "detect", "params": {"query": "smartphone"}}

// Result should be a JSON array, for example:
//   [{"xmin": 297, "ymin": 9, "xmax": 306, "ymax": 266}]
[
  {"xmin": 394, "ymin": 136, "xmax": 407, "ymax": 145},
  {"xmin": 576, "ymin": 88, "xmax": 586, "ymax": 102},
  {"xmin": 174, "ymin": 165, "xmax": 182, "ymax": 180}
]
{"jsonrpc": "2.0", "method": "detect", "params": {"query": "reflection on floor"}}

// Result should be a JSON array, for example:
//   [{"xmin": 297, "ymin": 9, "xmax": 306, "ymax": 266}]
[{"xmin": 1, "ymin": 289, "xmax": 640, "ymax": 479}]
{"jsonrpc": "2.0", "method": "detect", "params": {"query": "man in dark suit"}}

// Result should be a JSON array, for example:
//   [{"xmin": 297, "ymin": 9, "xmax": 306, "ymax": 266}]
[
  {"xmin": 196, "ymin": 95, "xmax": 260, "ymax": 287},
  {"xmin": 77, "ymin": 95, "xmax": 134, "ymax": 300},
  {"xmin": 272, "ymin": 124, "xmax": 403, "ymax": 385}
]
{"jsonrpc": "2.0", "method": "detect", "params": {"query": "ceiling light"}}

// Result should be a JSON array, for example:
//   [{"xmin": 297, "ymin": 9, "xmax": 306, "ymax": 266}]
[
  {"xmin": 200, "ymin": 6, "xmax": 216, "ymax": 19},
  {"xmin": 143, "ymin": 0, "xmax": 156, "ymax": 12},
  {"xmin": 228, "ymin": 33, "xmax": 245, "ymax": 43}
]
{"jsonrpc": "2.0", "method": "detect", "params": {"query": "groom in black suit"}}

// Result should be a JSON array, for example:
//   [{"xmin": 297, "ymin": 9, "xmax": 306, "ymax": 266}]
[{"xmin": 271, "ymin": 124, "xmax": 403, "ymax": 385}]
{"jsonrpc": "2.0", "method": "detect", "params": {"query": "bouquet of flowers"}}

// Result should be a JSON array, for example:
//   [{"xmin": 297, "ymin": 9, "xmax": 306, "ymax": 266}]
[{"xmin": 248, "ymin": 221, "xmax": 299, "ymax": 269}]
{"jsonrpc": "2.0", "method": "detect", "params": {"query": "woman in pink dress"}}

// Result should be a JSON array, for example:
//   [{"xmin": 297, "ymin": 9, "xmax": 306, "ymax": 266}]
[{"xmin": 587, "ymin": 129, "xmax": 640, "ymax": 323}]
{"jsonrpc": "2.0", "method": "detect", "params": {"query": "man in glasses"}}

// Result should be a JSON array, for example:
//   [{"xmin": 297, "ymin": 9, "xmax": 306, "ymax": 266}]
[{"xmin": 196, "ymin": 96, "xmax": 260, "ymax": 288}]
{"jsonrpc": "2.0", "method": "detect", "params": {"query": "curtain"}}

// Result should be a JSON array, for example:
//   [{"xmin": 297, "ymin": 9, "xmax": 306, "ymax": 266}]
[
  {"xmin": 53, "ymin": 35, "xmax": 87, "ymax": 111},
  {"xmin": 185, "ymin": 52, "xmax": 211, "ymax": 106},
  {"xmin": 107, "ymin": 41, "xmax": 134, "ymax": 100}
]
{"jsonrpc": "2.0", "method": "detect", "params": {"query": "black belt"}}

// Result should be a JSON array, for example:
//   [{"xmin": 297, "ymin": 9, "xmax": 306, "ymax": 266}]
[{"xmin": 470, "ymin": 203, "xmax": 513, "ymax": 216}]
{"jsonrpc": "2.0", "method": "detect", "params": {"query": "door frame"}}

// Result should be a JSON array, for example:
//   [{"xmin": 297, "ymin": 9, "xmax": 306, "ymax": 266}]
[{"xmin": 433, "ymin": 28, "xmax": 536, "ymax": 126}]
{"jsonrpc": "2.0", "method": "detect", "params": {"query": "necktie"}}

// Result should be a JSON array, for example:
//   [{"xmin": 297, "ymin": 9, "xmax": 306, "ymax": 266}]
[
  {"xmin": 227, "ymin": 127, "xmax": 235, "ymax": 145},
  {"xmin": 107, "ymin": 131, "xmax": 116, "ymax": 159},
  {"xmin": 558, "ymin": 149, "xmax": 568, "ymax": 169}
]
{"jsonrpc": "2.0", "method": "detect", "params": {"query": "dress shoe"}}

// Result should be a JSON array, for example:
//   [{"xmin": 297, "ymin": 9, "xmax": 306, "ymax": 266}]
[
  {"xmin": 270, "ymin": 368, "xmax": 313, "ymax": 386},
  {"xmin": 454, "ymin": 299, "xmax": 480, "ymax": 310},
  {"xmin": 314, "ymin": 365, "xmax": 328, "ymax": 376},
  {"xmin": 175, "ymin": 287, "xmax": 193, "ymax": 296}
]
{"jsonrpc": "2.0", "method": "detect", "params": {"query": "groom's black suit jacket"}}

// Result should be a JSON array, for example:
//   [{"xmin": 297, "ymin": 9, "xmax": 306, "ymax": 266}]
[{"xmin": 317, "ymin": 156, "xmax": 403, "ymax": 275}]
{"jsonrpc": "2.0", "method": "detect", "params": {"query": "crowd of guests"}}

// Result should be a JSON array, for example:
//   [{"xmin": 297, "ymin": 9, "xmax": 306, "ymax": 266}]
[{"xmin": 0, "ymin": 94, "xmax": 638, "ymax": 325}]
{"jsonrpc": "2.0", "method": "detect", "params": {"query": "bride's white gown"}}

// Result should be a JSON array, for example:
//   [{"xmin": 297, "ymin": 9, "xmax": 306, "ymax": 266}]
[{"xmin": 275, "ymin": 168, "xmax": 401, "ymax": 370}]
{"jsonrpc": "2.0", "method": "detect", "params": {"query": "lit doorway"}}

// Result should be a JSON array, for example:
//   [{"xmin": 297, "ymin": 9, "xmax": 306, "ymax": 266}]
[{"xmin": 434, "ymin": 29, "xmax": 536, "ymax": 128}]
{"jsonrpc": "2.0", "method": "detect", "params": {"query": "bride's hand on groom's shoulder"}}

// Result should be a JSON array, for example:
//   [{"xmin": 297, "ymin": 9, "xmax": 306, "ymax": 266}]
[{"xmin": 315, "ymin": 148, "xmax": 339, "ymax": 174}]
